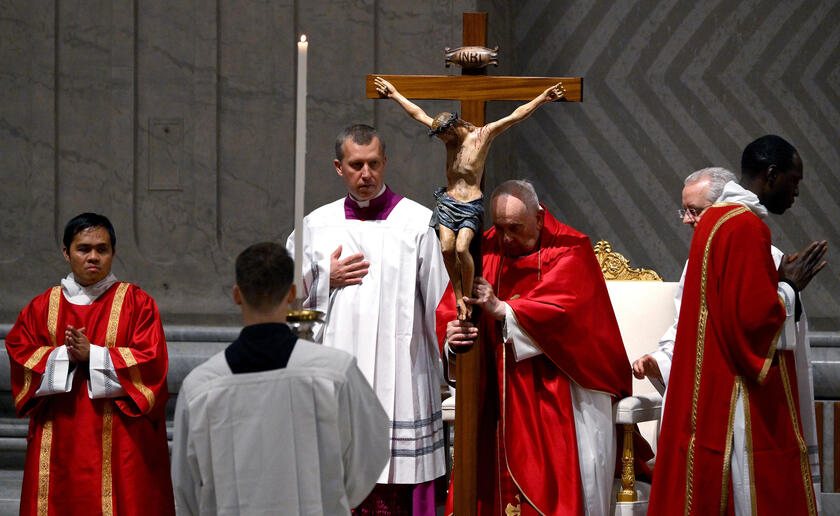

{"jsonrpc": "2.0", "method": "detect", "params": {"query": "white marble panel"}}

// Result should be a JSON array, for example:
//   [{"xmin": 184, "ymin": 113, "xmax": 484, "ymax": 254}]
[
  {"xmin": 216, "ymin": 0, "xmax": 295, "ymax": 258},
  {"xmin": 0, "ymin": 1, "xmax": 66, "ymax": 319},
  {"xmin": 134, "ymin": 1, "xmax": 204, "ymax": 265}
]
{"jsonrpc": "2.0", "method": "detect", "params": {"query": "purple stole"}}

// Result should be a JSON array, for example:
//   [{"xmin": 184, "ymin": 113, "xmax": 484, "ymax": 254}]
[{"xmin": 344, "ymin": 186, "xmax": 403, "ymax": 221}]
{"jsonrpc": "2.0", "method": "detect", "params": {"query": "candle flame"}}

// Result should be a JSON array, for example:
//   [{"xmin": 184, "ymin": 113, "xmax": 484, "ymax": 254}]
[{"xmin": 300, "ymin": 35, "xmax": 307, "ymax": 43}]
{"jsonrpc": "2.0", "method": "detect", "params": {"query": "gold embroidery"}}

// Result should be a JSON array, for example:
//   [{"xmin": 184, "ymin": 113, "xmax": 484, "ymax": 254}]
[
  {"xmin": 719, "ymin": 380, "xmax": 740, "ymax": 514},
  {"xmin": 594, "ymin": 240, "xmax": 663, "ymax": 281},
  {"xmin": 505, "ymin": 494, "xmax": 522, "ymax": 515},
  {"xmin": 17, "ymin": 288, "xmax": 64, "ymax": 409},
  {"xmin": 685, "ymin": 206, "xmax": 750, "ymax": 516},
  {"xmin": 15, "ymin": 347, "xmax": 53, "ymax": 408},
  {"xmin": 47, "ymin": 286, "xmax": 61, "ymax": 347},
  {"xmin": 37, "ymin": 419, "xmax": 53, "ymax": 516},
  {"xmin": 117, "ymin": 348, "xmax": 156, "ymax": 410},
  {"xmin": 757, "ymin": 294, "xmax": 785, "ymax": 384},
  {"xmin": 105, "ymin": 282, "xmax": 155, "ymax": 410},
  {"xmin": 100, "ymin": 285, "xmax": 127, "ymax": 515},
  {"xmin": 105, "ymin": 283, "xmax": 130, "ymax": 348},
  {"xmin": 779, "ymin": 354, "xmax": 817, "ymax": 515},
  {"xmin": 101, "ymin": 401, "xmax": 114, "ymax": 516}
]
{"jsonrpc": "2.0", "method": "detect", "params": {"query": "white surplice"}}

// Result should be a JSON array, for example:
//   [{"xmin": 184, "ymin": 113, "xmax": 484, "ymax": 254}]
[
  {"xmin": 648, "ymin": 262, "xmax": 685, "ymax": 392},
  {"xmin": 171, "ymin": 340, "xmax": 390, "ymax": 516},
  {"xmin": 287, "ymin": 195, "xmax": 448, "ymax": 484}
]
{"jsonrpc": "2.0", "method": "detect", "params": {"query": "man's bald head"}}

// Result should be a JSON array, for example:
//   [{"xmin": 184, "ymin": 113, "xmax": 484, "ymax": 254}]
[
  {"xmin": 491, "ymin": 180, "xmax": 541, "ymax": 213},
  {"xmin": 490, "ymin": 180, "xmax": 544, "ymax": 256}
]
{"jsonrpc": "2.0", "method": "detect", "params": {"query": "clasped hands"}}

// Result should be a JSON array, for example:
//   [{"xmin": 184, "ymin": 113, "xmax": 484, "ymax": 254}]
[
  {"xmin": 446, "ymin": 277, "xmax": 505, "ymax": 353},
  {"xmin": 65, "ymin": 326, "xmax": 91, "ymax": 363}
]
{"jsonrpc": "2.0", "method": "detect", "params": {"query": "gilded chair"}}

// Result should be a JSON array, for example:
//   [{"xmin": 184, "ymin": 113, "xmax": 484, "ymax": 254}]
[{"xmin": 595, "ymin": 240, "xmax": 678, "ymax": 514}]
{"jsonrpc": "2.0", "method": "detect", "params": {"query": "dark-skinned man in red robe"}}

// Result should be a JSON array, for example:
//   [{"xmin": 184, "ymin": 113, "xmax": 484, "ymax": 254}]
[
  {"xmin": 6, "ymin": 213, "xmax": 175, "ymax": 516},
  {"xmin": 439, "ymin": 180, "xmax": 632, "ymax": 516},
  {"xmin": 648, "ymin": 135, "xmax": 827, "ymax": 515}
]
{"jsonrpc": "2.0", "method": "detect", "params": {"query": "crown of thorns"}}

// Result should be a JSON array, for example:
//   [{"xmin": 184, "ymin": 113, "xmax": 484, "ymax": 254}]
[{"xmin": 428, "ymin": 112, "xmax": 459, "ymax": 136}]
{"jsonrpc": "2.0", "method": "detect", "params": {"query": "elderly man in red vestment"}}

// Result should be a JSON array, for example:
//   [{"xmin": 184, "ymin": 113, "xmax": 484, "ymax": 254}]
[
  {"xmin": 439, "ymin": 180, "xmax": 632, "ymax": 516},
  {"xmin": 5, "ymin": 213, "xmax": 175, "ymax": 515},
  {"xmin": 648, "ymin": 135, "xmax": 827, "ymax": 515}
]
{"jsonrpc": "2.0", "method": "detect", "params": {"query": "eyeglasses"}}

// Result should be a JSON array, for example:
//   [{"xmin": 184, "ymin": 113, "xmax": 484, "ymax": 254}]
[{"xmin": 677, "ymin": 207, "xmax": 708, "ymax": 219}]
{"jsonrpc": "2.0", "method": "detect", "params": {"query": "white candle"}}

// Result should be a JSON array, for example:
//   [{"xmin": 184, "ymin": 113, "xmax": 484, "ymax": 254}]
[{"xmin": 294, "ymin": 35, "xmax": 308, "ymax": 298}]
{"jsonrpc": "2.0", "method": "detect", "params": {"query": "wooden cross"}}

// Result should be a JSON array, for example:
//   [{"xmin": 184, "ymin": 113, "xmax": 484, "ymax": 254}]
[{"xmin": 366, "ymin": 12, "xmax": 582, "ymax": 515}]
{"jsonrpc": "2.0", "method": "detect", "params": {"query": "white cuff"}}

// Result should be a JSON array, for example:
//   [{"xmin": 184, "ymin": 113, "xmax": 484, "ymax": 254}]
[
  {"xmin": 777, "ymin": 282, "xmax": 797, "ymax": 351},
  {"xmin": 314, "ymin": 256, "xmax": 332, "ymax": 305},
  {"xmin": 442, "ymin": 342, "xmax": 457, "ymax": 384},
  {"xmin": 35, "ymin": 346, "xmax": 75, "ymax": 396},
  {"xmin": 648, "ymin": 350, "xmax": 670, "ymax": 394},
  {"xmin": 88, "ymin": 345, "xmax": 127, "ymax": 399},
  {"xmin": 504, "ymin": 304, "xmax": 543, "ymax": 362}
]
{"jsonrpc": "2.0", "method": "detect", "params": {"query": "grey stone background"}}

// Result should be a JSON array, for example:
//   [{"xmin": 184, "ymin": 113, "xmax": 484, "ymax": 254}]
[{"xmin": 2, "ymin": 0, "xmax": 838, "ymax": 329}]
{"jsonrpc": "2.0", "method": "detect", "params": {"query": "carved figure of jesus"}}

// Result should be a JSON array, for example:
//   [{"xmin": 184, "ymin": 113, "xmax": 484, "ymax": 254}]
[{"xmin": 375, "ymin": 76, "xmax": 565, "ymax": 319}]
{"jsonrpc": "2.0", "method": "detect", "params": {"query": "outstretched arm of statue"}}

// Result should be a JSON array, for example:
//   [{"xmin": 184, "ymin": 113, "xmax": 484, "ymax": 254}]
[
  {"xmin": 484, "ymin": 81, "xmax": 565, "ymax": 139},
  {"xmin": 374, "ymin": 76, "xmax": 434, "ymax": 128}
]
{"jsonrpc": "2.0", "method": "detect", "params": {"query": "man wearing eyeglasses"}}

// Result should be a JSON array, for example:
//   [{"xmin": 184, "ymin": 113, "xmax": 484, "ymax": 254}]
[
  {"xmin": 631, "ymin": 167, "xmax": 736, "ymax": 388},
  {"xmin": 648, "ymin": 135, "xmax": 827, "ymax": 515}
]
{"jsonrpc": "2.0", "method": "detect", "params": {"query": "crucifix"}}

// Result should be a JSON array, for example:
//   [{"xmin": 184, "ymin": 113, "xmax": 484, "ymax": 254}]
[{"xmin": 366, "ymin": 12, "xmax": 582, "ymax": 515}]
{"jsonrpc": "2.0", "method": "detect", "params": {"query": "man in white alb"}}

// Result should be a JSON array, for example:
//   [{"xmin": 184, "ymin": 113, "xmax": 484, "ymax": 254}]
[
  {"xmin": 171, "ymin": 242, "xmax": 389, "ymax": 515},
  {"xmin": 286, "ymin": 124, "xmax": 449, "ymax": 514}
]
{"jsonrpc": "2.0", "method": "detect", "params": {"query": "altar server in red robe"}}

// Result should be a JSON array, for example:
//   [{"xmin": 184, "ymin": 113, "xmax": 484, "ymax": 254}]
[
  {"xmin": 440, "ymin": 180, "xmax": 632, "ymax": 516},
  {"xmin": 648, "ymin": 135, "xmax": 827, "ymax": 515},
  {"xmin": 6, "ymin": 213, "xmax": 175, "ymax": 516}
]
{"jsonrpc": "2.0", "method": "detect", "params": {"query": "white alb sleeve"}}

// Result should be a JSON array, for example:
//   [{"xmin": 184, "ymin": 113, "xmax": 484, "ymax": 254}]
[
  {"xmin": 649, "ymin": 260, "xmax": 686, "ymax": 387},
  {"xmin": 503, "ymin": 303, "xmax": 543, "ymax": 362},
  {"xmin": 34, "ymin": 346, "xmax": 75, "ymax": 396},
  {"xmin": 171, "ymin": 387, "xmax": 201, "ymax": 516},
  {"xmin": 87, "ymin": 344, "xmax": 128, "ymax": 399},
  {"xmin": 776, "ymin": 282, "xmax": 797, "ymax": 351}
]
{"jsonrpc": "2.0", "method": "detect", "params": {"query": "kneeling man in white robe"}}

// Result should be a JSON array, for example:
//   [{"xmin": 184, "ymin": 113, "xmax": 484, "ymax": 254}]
[{"xmin": 171, "ymin": 242, "xmax": 389, "ymax": 515}]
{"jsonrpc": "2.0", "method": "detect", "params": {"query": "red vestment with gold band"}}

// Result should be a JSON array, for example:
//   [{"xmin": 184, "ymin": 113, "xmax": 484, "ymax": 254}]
[
  {"xmin": 648, "ymin": 204, "xmax": 817, "ymax": 515},
  {"xmin": 438, "ymin": 209, "xmax": 632, "ymax": 515},
  {"xmin": 6, "ymin": 283, "xmax": 175, "ymax": 516}
]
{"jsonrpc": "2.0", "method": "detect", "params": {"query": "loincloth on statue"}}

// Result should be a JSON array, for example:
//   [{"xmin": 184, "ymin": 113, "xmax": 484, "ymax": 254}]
[{"xmin": 429, "ymin": 186, "xmax": 484, "ymax": 233}]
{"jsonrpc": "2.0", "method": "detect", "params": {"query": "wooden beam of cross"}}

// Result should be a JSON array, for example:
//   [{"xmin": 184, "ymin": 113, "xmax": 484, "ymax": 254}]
[
  {"xmin": 366, "ymin": 74, "xmax": 583, "ymax": 103},
  {"xmin": 367, "ymin": 13, "xmax": 582, "ymax": 515}
]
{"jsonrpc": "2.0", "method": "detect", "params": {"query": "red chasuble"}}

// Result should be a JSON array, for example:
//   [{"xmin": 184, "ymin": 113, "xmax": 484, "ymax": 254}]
[
  {"xmin": 647, "ymin": 204, "xmax": 817, "ymax": 515},
  {"xmin": 437, "ymin": 208, "xmax": 631, "ymax": 516},
  {"xmin": 6, "ymin": 283, "xmax": 175, "ymax": 516}
]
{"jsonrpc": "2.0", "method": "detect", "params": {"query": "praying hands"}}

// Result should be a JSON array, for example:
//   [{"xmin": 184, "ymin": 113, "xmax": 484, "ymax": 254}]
[{"xmin": 65, "ymin": 325, "xmax": 90, "ymax": 363}]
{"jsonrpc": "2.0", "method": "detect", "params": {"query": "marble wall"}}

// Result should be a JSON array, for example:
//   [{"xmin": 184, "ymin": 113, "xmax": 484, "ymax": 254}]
[
  {"xmin": 2, "ymin": 0, "xmax": 839, "ymax": 328},
  {"xmin": 0, "ymin": 0, "xmax": 475, "ymax": 324},
  {"xmin": 500, "ymin": 0, "xmax": 840, "ymax": 329}
]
